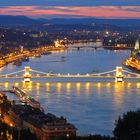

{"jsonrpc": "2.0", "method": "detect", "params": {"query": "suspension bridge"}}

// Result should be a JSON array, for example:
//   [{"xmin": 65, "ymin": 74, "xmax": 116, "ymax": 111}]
[{"xmin": 0, "ymin": 66, "xmax": 140, "ymax": 82}]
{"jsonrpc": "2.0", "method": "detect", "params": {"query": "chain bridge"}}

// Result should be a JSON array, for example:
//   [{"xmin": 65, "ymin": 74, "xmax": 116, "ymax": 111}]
[{"xmin": 0, "ymin": 66, "xmax": 140, "ymax": 82}]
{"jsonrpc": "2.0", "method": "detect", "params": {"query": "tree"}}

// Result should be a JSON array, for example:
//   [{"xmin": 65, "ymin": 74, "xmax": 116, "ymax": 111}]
[{"xmin": 113, "ymin": 110, "xmax": 140, "ymax": 140}]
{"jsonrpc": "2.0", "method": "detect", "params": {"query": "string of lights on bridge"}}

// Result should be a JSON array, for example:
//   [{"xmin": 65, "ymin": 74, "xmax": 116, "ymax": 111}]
[{"xmin": 0, "ymin": 66, "xmax": 140, "ymax": 82}]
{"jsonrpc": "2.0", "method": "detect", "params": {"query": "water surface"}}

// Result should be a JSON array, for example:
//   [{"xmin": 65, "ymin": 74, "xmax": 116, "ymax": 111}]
[{"xmin": 1, "ymin": 49, "xmax": 140, "ymax": 135}]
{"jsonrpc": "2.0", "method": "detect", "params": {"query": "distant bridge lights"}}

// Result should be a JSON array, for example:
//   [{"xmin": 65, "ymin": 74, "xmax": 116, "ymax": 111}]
[
  {"xmin": 46, "ymin": 83, "xmax": 50, "ymax": 86},
  {"xmin": 36, "ymin": 74, "xmax": 40, "ymax": 77},
  {"xmin": 77, "ymin": 73, "xmax": 80, "ymax": 76},
  {"xmin": 107, "ymin": 74, "xmax": 110, "ymax": 77},
  {"xmin": 86, "ymin": 82, "xmax": 90, "ymax": 87},
  {"xmin": 137, "ymin": 83, "xmax": 140, "ymax": 88}
]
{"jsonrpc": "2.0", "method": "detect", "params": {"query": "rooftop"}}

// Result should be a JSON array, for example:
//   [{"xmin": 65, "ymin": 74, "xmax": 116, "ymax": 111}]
[{"xmin": 11, "ymin": 104, "xmax": 75, "ymax": 129}]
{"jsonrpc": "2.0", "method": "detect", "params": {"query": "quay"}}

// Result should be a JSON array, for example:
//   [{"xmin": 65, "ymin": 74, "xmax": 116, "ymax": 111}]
[{"xmin": 0, "ymin": 44, "xmax": 66, "ymax": 69}]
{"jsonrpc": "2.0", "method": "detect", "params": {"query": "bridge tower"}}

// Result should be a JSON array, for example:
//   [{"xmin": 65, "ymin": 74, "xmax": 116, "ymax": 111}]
[
  {"xmin": 24, "ymin": 66, "xmax": 31, "ymax": 82},
  {"xmin": 115, "ymin": 66, "xmax": 124, "ymax": 82}
]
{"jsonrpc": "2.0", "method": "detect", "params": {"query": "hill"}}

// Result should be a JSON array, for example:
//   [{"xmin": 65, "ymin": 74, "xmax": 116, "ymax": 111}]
[{"xmin": 0, "ymin": 15, "xmax": 43, "ymax": 26}]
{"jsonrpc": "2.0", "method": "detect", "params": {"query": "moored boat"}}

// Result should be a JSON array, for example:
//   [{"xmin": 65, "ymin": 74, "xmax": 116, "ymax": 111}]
[{"xmin": 13, "ymin": 86, "xmax": 44, "ymax": 112}]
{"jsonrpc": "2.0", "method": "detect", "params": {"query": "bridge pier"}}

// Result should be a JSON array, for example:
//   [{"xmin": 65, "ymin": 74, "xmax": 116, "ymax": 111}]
[
  {"xmin": 23, "ymin": 66, "xmax": 31, "ymax": 82},
  {"xmin": 115, "ymin": 66, "xmax": 124, "ymax": 82}
]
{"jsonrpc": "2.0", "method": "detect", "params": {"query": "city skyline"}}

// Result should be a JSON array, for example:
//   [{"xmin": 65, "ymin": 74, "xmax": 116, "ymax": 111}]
[
  {"xmin": 0, "ymin": 1, "xmax": 140, "ymax": 138},
  {"xmin": 0, "ymin": 0, "xmax": 140, "ymax": 19}
]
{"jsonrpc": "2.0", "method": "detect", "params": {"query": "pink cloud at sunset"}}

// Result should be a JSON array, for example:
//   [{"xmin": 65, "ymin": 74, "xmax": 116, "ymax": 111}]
[{"xmin": 0, "ymin": 6, "xmax": 140, "ymax": 18}]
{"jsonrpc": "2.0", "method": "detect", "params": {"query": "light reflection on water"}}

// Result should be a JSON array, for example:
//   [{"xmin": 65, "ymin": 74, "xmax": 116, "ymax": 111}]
[
  {"xmin": 1, "ymin": 81, "xmax": 140, "ymax": 135},
  {"xmin": 0, "ymin": 49, "xmax": 139, "ymax": 135}
]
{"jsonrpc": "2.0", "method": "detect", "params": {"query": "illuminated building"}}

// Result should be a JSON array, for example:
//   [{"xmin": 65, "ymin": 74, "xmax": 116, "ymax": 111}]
[{"xmin": 8, "ymin": 104, "xmax": 76, "ymax": 140}]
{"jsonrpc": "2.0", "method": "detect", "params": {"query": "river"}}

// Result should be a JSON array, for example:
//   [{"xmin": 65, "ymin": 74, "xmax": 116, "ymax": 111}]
[{"xmin": 0, "ymin": 48, "xmax": 140, "ymax": 135}]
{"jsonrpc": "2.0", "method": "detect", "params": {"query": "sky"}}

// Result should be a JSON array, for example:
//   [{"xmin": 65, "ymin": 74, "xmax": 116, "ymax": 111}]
[{"xmin": 0, "ymin": 0, "xmax": 140, "ymax": 19}]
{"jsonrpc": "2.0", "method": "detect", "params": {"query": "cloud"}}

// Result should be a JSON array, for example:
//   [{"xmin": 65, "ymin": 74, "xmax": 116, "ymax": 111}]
[
  {"xmin": 0, "ymin": 0, "xmax": 140, "ymax": 6},
  {"xmin": 0, "ymin": 6, "xmax": 140, "ymax": 19},
  {"xmin": 116, "ymin": 6, "xmax": 140, "ymax": 12}
]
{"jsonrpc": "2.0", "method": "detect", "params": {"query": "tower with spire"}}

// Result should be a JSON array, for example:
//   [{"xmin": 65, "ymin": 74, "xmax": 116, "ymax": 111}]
[{"xmin": 134, "ymin": 39, "xmax": 140, "ymax": 50}]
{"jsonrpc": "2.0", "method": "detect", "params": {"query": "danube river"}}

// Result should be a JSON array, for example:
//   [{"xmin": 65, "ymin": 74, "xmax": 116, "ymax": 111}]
[{"xmin": 0, "ymin": 48, "xmax": 140, "ymax": 135}]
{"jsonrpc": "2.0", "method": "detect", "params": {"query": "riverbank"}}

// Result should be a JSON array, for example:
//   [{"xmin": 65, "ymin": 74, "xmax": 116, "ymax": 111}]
[
  {"xmin": 0, "ymin": 92, "xmax": 76, "ymax": 140},
  {"xmin": 123, "ymin": 57, "xmax": 140, "ymax": 73},
  {"xmin": 0, "ymin": 46, "xmax": 67, "ymax": 69}
]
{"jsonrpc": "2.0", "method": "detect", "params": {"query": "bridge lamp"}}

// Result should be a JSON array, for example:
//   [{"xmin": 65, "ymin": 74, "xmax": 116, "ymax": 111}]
[
  {"xmin": 36, "ymin": 82, "xmax": 40, "ymax": 86},
  {"xmin": 127, "ymin": 82, "xmax": 131, "ymax": 87},
  {"xmin": 46, "ymin": 83, "xmax": 50, "ymax": 86},
  {"xmin": 76, "ymin": 83, "xmax": 81, "ymax": 87},
  {"xmin": 67, "ymin": 83, "xmax": 71, "ymax": 89},
  {"xmin": 15, "ymin": 82, "xmax": 19, "ymax": 86},
  {"xmin": 67, "ymin": 73, "xmax": 70, "ymax": 76},
  {"xmin": 86, "ymin": 82, "xmax": 90, "ymax": 87},
  {"xmin": 36, "ymin": 83, "xmax": 40, "ymax": 89},
  {"xmin": 76, "ymin": 83, "xmax": 81, "ymax": 92},
  {"xmin": 58, "ymin": 73, "xmax": 61, "ymax": 76},
  {"xmin": 37, "ymin": 74, "xmax": 40, "ymax": 77},
  {"xmin": 107, "ymin": 83, "xmax": 111, "ymax": 86},
  {"xmin": 57, "ymin": 83, "xmax": 62, "ymax": 88},
  {"xmin": 86, "ymin": 73, "xmax": 89, "ymax": 76},
  {"xmin": 97, "ymin": 83, "xmax": 101, "ymax": 87},
  {"xmin": 4, "ymin": 82, "xmax": 9, "ymax": 88},
  {"xmin": 137, "ymin": 83, "xmax": 140, "ymax": 88}
]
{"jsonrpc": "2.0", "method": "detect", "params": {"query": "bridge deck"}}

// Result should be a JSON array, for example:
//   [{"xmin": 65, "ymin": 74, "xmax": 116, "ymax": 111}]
[
  {"xmin": 0, "ymin": 75, "xmax": 140, "ymax": 79},
  {"xmin": 0, "ymin": 66, "xmax": 139, "ymax": 80}
]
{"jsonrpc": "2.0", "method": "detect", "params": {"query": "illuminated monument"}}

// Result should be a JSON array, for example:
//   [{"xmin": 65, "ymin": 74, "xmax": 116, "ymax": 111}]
[{"xmin": 134, "ymin": 39, "xmax": 140, "ymax": 50}]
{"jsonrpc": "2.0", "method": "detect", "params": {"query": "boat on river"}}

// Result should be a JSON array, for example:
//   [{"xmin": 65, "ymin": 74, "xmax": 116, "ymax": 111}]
[
  {"xmin": 12, "ymin": 86, "xmax": 44, "ymax": 112},
  {"xmin": 13, "ymin": 86, "xmax": 26, "ymax": 98}
]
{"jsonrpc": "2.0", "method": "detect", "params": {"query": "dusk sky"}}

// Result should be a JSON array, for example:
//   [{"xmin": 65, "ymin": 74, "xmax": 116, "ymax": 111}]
[{"xmin": 0, "ymin": 0, "xmax": 140, "ymax": 19}]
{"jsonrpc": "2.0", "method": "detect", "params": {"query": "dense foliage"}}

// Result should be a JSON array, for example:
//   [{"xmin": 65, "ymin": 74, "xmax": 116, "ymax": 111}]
[{"xmin": 113, "ymin": 110, "xmax": 140, "ymax": 140}]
